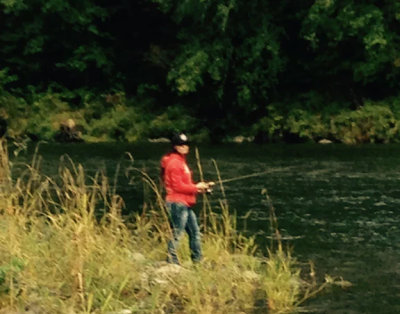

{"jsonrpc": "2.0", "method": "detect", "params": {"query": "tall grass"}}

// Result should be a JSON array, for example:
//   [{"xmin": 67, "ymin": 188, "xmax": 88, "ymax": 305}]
[{"xmin": 0, "ymin": 141, "xmax": 341, "ymax": 314}]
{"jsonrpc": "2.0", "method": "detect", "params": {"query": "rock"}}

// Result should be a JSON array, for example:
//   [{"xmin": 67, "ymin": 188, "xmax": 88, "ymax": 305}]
[
  {"xmin": 154, "ymin": 264, "xmax": 183, "ymax": 277},
  {"xmin": 332, "ymin": 279, "xmax": 353, "ymax": 288},
  {"xmin": 151, "ymin": 264, "xmax": 188, "ymax": 284},
  {"xmin": 65, "ymin": 119, "xmax": 76, "ymax": 129},
  {"xmin": 130, "ymin": 252, "xmax": 146, "ymax": 263},
  {"xmin": 54, "ymin": 119, "xmax": 84, "ymax": 143},
  {"xmin": 233, "ymin": 136, "xmax": 245, "ymax": 143},
  {"xmin": 153, "ymin": 278, "xmax": 169, "ymax": 285},
  {"xmin": 242, "ymin": 270, "xmax": 260, "ymax": 281},
  {"xmin": 318, "ymin": 139, "xmax": 333, "ymax": 144},
  {"xmin": 233, "ymin": 136, "xmax": 254, "ymax": 143},
  {"xmin": 148, "ymin": 138, "xmax": 170, "ymax": 143},
  {"xmin": 140, "ymin": 272, "xmax": 150, "ymax": 290},
  {"xmin": 145, "ymin": 263, "xmax": 190, "ymax": 287}
]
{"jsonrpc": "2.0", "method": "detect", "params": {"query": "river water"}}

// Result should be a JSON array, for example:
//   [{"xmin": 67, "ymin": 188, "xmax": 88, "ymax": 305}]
[{"xmin": 19, "ymin": 142, "xmax": 400, "ymax": 314}]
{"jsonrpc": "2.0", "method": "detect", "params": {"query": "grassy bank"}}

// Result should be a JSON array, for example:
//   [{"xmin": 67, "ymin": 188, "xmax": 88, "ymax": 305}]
[{"xmin": 0, "ymin": 140, "xmax": 343, "ymax": 313}]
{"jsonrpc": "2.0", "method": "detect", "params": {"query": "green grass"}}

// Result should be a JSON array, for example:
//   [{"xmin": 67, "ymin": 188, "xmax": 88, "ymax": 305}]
[{"xmin": 0, "ymin": 140, "xmax": 342, "ymax": 313}]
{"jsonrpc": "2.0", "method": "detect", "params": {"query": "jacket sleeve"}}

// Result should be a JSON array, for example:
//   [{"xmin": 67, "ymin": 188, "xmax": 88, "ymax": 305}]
[{"xmin": 167, "ymin": 160, "xmax": 198, "ymax": 194}]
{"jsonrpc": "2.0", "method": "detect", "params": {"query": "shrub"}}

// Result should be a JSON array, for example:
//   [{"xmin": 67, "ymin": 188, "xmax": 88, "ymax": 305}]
[
  {"xmin": 330, "ymin": 104, "xmax": 398, "ymax": 144},
  {"xmin": 253, "ymin": 102, "xmax": 400, "ymax": 144},
  {"xmin": 251, "ymin": 105, "xmax": 285, "ymax": 142},
  {"xmin": 147, "ymin": 105, "xmax": 198, "ymax": 139},
  {"xmin": 286, "ymin": 109, "xmax": 328, "ymax": 141}
]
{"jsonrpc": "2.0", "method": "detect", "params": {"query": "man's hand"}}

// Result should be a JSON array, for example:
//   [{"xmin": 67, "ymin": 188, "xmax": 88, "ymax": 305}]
[
  {"xmin": 196, "ymin": 182, "xmax": 209, "ymax": 192},
  {"xmin": 196, "ymin": 181, "xmax": 216, "ymax": 193}
]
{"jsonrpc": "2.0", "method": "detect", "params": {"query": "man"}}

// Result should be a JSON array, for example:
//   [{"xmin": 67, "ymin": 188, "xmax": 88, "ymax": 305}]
[{"xmin": 160, "ymin": 133, "xmax": 213, "ymax": 265}]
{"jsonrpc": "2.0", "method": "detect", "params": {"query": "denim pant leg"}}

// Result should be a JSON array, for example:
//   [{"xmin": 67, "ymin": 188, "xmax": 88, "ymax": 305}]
[
  {"xmin": 186, "ymin": 209, "xmax": 202, "ymax": 263},
  {"xmin": 167, "ymin": 202, "xmax": 189, "ymax": 265}
]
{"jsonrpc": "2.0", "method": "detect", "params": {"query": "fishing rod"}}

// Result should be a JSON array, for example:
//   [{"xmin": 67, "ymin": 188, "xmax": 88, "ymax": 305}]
[
  {"xmin": 216, "ymin": 166, "xmax": 294, "ymax": 184},
  {"xmin": 205, "ymin": 166, "xmax": 295, "ymax": 193}
]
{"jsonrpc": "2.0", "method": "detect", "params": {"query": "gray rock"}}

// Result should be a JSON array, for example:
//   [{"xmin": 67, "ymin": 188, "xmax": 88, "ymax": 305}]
[
  {"xmin": 152, "ymin": 278, "xmax": 169, "ymax": 285},
  {"xmin": 140, "ymin": 272, "xmax": 150, "ymax": 290},
  {"xmin": 148, "ymin": 138, "xmax": 170, "ymax": 143},
  {"xmin": 318, "ymin": 139, "xmax": 333, "ymax": 144},
  {"xmin": 154, "ymin": 264, "xmax": 183, "ymax": 277},
  {"xmin": 150, "ymin": 264, "xmax": 189, "ymax": 285},
  {"xmin": 242, "ymin": 270, "xmax": 260, "ymax": 281},
  {"xmin": 232, "ymin": 136, "xmax": 254, "ymax": 143},
  {"xmin": 130, "ymin": 252, "xmax": 146, "ymax": 263},
  {"xmin": 233, "ymin": 136, "xmax": 246, "ymax": 143}
]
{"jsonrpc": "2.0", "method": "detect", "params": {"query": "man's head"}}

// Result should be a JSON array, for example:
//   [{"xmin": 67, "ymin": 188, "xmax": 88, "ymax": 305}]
[{"xmin": 171, "ymin": 133, "xmax": 190, "ymax": 155}]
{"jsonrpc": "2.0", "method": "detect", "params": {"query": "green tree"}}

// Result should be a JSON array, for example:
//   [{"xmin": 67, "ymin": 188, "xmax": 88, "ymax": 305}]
[
  {"xmin": 300, "ymin": 0, "xmax": 400, "ymax": 100},
  {"xmin": 151, "ymin": 0, "xmax": 285, "ymax": 136},
  {"xmin": 0, "ymin": 0, "xmax": 111, "ymax": 92}
]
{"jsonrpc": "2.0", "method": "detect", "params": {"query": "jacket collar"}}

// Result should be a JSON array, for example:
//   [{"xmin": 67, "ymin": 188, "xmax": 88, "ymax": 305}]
[{"xmin": 170, "ymin": 152, "xmax": 186, "ymax": 161}]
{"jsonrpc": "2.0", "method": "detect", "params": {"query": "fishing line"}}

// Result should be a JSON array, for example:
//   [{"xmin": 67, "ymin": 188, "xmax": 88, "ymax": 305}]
[
  {"xmin": 214, "ymin": 166, "xmax": 295, "ymax": 185},
  {"xmin": 206, "ymin": 166, "xmax": 295, "ymax": 193}
]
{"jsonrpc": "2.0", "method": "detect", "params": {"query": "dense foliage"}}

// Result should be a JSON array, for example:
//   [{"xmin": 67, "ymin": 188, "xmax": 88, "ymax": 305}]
[{"xmin": 2, "ymin": 0, "xmax": 400, "ymax": 142}]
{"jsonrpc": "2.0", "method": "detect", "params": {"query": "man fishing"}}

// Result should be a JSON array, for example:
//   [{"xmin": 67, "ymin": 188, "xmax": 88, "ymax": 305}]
[{"xmin": 160, "ymin": 133, "xmax": 213, "ymax": 265}]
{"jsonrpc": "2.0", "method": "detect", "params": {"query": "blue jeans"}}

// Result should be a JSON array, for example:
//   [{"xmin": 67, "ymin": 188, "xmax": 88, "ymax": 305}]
[{"xmin": 166, "ymin": 202, "xmax": 202, "ymax": 265}]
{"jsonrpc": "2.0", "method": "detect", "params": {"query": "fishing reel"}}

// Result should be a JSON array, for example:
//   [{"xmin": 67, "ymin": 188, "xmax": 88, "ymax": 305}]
[{"xmin": 206, "ymin": 182, "xmax": 215, "ymax": 195}]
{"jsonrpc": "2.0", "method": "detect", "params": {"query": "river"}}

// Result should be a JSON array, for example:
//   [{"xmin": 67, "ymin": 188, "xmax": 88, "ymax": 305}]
[{"xmin": 17, "ymin": 142, "xmax": 400, "ymax": 314}]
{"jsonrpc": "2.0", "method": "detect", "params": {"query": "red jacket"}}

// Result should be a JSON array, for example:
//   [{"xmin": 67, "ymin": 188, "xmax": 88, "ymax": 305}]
[{"xmin": 161, "ymin": 152, "xmax": 198, "ymax": 207}]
